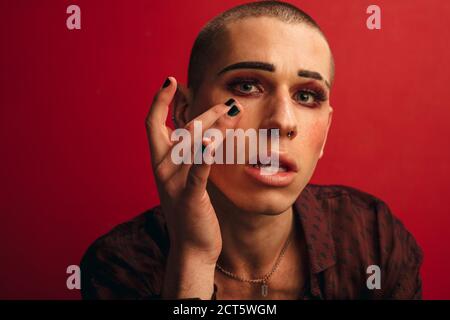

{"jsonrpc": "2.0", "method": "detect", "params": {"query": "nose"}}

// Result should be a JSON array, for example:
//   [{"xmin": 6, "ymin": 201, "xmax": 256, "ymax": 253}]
[{"xmin": 259, "ymin": 89, "xmax": 298, "ymax": 140}]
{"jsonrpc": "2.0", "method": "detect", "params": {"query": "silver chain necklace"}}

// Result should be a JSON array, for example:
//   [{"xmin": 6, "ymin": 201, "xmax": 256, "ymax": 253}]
[{"xmin": 215, "ymin": 229, "xmax": 293, "ymax": 297}]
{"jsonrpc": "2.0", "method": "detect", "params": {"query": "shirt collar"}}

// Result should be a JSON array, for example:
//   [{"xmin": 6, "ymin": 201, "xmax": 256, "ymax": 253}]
[{"xmin": 294, "ymin": 184, "xmax": 336, "ymax": 274}]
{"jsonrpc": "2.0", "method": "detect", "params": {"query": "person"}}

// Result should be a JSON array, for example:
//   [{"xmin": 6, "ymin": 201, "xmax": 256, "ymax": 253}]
[{"xmin": 80, "ymin": 0, "xmax": 423, "ymax": 300}]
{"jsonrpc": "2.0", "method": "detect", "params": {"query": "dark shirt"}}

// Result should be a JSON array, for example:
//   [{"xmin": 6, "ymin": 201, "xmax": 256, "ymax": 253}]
[{"xmin": 80, "ymin": 184, "xmax": 423, "ymax": 300}]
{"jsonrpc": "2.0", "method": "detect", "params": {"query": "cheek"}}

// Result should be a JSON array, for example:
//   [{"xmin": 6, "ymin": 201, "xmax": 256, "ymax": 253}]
[{"xmin": 303, "ymin": 118, "xmax": 328, "ymax": 154}]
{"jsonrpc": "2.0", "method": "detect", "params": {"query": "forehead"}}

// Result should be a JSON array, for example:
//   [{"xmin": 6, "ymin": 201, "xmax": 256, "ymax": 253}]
[{"xmin": 212, "ymin": 17, "xmax": 332, "ymax": 82}]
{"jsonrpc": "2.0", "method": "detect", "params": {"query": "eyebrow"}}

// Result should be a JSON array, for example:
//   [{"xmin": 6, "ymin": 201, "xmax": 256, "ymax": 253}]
[
  {"xmin": 217, "ymin": 61, "xmax": 330, "ymax": 89},
  {"xmin": 298, "ymin": 70, "xmax": 330, "ymax": 89},
  {"xmin": 217, "ymin": 61, "xmax": 275, "ymax": 74}
]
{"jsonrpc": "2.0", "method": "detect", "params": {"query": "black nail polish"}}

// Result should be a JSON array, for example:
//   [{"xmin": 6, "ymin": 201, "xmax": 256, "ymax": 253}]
[
  {"xmin": 162, "ymin": 78, "xmax": 171, "ymax": 88},
  {"xmin": 227, "ymin": 105, "xmax": 240, "ymax": 117},
  {"xmin": 225, "ymin": 98, "xmax": 235, "ymax": 106}
]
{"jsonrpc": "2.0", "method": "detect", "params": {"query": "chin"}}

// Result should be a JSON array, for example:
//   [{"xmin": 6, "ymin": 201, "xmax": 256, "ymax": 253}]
[
  {"xmin": 211, "ymin": 178, "xmax": 301, "ymax": 216},
  {"xmin": 235, "ymin": 192, "xmax": 297, "ymax": 215}
]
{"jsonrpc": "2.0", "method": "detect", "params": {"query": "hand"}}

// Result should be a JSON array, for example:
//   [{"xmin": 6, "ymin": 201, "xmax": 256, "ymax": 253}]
[{"xmin": 145, "ymin": 76, "xmax": 243, "ymax": 273}]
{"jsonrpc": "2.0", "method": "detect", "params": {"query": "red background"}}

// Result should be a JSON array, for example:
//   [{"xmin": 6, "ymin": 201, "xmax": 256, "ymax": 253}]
[{"xmin": 1, "ymin": 0, "xmax": 449, "ymax": 299}]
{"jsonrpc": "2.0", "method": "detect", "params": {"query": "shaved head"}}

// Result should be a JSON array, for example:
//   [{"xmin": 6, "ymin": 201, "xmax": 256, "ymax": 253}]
[{"xmin": 187, "ymin": 1, "xmax": 335, "ymax": 96}]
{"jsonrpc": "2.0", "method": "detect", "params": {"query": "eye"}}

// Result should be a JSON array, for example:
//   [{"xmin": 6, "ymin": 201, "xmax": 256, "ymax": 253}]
[
  {"xmin": 238, "ymin": 82, "xmax": 256, "ymax": 93},
  {"xmin": 296, "ymin": 91, "xmax": 315, "ymax": 104},
  {"xmin": 227, "ymin": 78, "xmax": 262, "ymax": 96},
  {"xmin": 294, "ymin": 89, "xmax": 326, "ymax": 107}
]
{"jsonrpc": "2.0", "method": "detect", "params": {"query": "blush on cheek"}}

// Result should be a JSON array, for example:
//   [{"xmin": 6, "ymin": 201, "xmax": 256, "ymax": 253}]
[{"xmin": 306, "ymin": 120, "xmax": 328, "ymax": 155}]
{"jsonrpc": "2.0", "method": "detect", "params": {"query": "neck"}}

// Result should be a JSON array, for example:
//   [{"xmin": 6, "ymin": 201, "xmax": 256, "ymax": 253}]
[{"xmin": 208, "ymin": 183, "xmax": 295, "ymax": 279}]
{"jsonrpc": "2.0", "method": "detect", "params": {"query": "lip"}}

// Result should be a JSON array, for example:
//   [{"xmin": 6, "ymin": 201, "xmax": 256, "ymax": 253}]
[{"xmin": 244, "ymin": 152, "xmax": 298, "ymax": 187}]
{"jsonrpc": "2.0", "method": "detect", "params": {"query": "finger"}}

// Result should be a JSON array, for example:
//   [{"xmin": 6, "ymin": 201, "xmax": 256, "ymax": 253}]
[
  {"xmin": 183, "ymin": 98, "xmax": 243, "ymax": 168},
  {"xmin": 145, "ymin": 76, "xmax": 177, "ymax": 168},
  {"xmin": 203, "ymin": 98, "xmax": 244, "ymax": 151},
  {"xmin": 184, "ymin": 140, "xmax": 215, "ymax": 199},
  {"xmin": 184, "ymin": 98, "xmax": 243, "ymax": 140},
  {"xmin": 157, "ymin": 98, "xmax": 244, "ymax": 182}
]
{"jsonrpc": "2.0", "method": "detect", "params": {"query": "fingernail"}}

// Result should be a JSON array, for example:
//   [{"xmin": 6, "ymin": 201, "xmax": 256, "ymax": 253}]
[
  {"xmin": 227, "ymin": 105, "xmax": 240, "ymax": 117},
  {"xmin": 225, "ymin": 98, "xmax": 235, "ymax": 106},
  {"xmin": 162, "ymin": 77, "xmax": 171, "ymax": 88}
]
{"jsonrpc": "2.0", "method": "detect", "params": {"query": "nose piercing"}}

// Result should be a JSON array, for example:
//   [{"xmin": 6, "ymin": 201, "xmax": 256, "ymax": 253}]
[{"xmin": 287, "ymin": 130, "xmax": 294, "ymax": 138}]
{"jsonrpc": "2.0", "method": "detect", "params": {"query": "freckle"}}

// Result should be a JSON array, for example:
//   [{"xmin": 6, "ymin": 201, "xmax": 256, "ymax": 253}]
[{"xmin": 306, "ymin": 120, "xmax": 327, "ymax": 153}]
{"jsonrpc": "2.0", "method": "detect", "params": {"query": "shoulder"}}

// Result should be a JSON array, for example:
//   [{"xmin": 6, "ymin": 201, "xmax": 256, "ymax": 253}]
[
  {"xmin": 306, "ymin": 183, "xmax": 400, "ymax": 237},
  {"xmin": 307, "ymin": 183, "xmax": 411, "ymax": 230},
  {"xmin": 307, "ymin": 183, "xmax": 382, "ymax": 208},
  {"xmin": 307, "ymin": 183, "xmax": 422, "ymax": 255},
  {"xmin": 80, "ymin": 206, "xmax": 168, "ymax": 299},
  {"xmin": 306, "ymin": 184, "xmax": 423, "ymax": 298},
  {"xmin": 82, "ymin": 206, "xmax": 168, "ymax": 264}
]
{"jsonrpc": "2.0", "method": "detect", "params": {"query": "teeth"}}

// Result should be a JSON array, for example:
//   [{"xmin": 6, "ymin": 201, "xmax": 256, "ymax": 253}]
[
  {"xmin": 253, "ymin": 164, "xmax": 271, "ymax": 168},
  {"xmin": 252, "ymin": 164, "xmax": 287, "ymax": 172}
]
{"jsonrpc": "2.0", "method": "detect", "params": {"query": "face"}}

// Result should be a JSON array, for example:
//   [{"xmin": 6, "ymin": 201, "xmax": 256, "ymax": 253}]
[{"xmin": 182, "ymin": 17, "xmax": 333, "ymax": 215}]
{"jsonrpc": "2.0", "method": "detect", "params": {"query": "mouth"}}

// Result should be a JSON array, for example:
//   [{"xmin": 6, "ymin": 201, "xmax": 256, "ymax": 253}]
[
  {"xmin": 249, "ymin": 153, "xmax": 298, "ymax": 173},
  {"xmin": 244, "ymin": 152, "xmax": 298, "ymax": 187}
]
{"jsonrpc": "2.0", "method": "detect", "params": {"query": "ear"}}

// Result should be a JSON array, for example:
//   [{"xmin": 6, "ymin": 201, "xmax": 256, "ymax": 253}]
[
  {"xmin": 172, "ymin": 83, "xmax": 192, "ymax": 128},
  {"xmin": 318, "ymin": 106, "xmax": 333, "ymax": 159}
]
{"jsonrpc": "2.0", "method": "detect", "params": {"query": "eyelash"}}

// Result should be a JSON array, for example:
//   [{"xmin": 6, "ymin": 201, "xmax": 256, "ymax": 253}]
[{"xmin": 226, "ymin": 77, "xmax": 327, "ymax": 107}]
